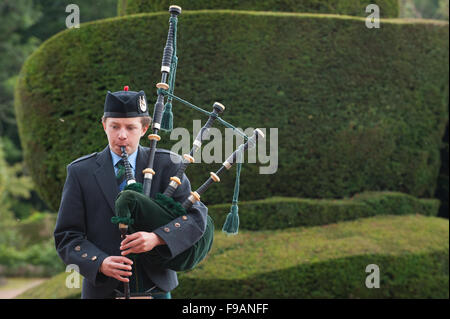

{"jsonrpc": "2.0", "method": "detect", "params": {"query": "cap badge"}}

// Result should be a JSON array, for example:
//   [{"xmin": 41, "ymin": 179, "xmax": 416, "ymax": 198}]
[{"xmin": 139, "ymin": 96, "xmax": 147, "ymax": 112}]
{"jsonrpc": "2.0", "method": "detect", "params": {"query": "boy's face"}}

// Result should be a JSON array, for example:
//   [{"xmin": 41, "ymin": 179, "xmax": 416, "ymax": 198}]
[{"xmin": 103, "ymin": 117, "xmax": 149, "ymax": 156}]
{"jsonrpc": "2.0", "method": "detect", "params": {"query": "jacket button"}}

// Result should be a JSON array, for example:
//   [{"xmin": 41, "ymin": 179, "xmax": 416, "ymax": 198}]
[
  {"xmin": 174, "ymin": 222, "xmax": 180, "ymax": 228},
  {"xmin": 74, "ymin": 245, "xmax": 81, "ymax": 251},
  {"xmin": 81, "ymin": 253, "xmax": 88, "ymax": 258},
  {"xmin": 182, "ymin": 215, "xmax": 188, "ymax": 220},
  {"xmin": 91, "ymin": 256, "xmax": 97, "ymax": 261},
  {"xmin": 164, "ymin": 227, "xmax": 170, "ymax": 233}
]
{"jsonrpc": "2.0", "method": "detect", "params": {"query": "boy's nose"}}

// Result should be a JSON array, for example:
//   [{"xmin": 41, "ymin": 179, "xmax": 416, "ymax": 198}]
[{"xmin": 118, "ymin": 130, "xmax": 127, "ymax": 139}]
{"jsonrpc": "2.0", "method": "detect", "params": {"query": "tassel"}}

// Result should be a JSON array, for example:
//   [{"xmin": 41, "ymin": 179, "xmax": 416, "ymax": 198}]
[
  {"xmin": 161, "ymin": 49, "xmax": 177, "ymax": 133},
  {"xmin": 161, "ymin": 101, "xmax": 173, "ymax": 132},
  {"xmin": 222, "ymin": 148, "xmax": 243, "ymax": 235},
  {"xmin": 222, "ymin": 203, "xmax": 239, "ymax": 235},
  {"xmin": 111, "ymin": 216, "xmax": 134, "ymax": 225}
]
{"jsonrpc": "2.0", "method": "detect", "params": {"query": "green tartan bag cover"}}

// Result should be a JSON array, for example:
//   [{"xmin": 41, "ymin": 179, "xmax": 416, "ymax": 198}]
[{"xmin": 113, "ymin": 190, "xmax": 214, "ymax": 271}]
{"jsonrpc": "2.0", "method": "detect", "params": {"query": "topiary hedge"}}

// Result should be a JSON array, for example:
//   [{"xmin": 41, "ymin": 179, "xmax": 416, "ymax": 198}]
[
  {"xmin": 15, "ymin": 11, "xmax": 449, "ymax": 211},
  {"xmin": 173, "ymin": 251, "xmax": 449, "ymax": 298},
  {"xmin": 174, "ymin": 215, "xmax": 449, "ymax": 298},
  {"xmin": 117, "ymin": 0, "xmax": 399, "ymax": 18},
  {"xmin": 208, "ymin": 191, "xmax": 440, "ymax": 230},
  {"xmin": 17, "ymin": 215, "xmax": 449, "ymax": 298}
]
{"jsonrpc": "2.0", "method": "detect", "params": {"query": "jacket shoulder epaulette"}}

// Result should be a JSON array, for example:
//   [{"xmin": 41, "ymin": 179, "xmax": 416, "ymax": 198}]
[{"xmin": 69, "ymin": 152, "xmax": 97, "ymax": 166}]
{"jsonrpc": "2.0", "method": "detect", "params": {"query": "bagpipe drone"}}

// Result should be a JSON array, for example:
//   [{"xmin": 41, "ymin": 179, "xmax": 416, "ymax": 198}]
[{"xmin": 111, "ymin": 5, "xmax": 264, "ymax": 298}]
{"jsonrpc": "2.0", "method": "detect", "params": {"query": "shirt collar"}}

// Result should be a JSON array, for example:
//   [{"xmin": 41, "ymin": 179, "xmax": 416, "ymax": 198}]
[{"xmin": 110, "ymin": 147, "xmax": 138, "ymax": 169}]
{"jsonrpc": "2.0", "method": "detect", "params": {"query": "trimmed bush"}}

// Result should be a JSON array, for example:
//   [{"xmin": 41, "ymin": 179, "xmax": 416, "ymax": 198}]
[
  {"xmin": 174, "ymin": 252, "xmax": 448, "ymax": 298},
  {"xmin": 17, "ymin": 215, "xmax": 449, "ymax": 298},
  {"xmin": 175, "ymin": 215, "xmax": 449, "ymax": 298},
  {"xmin": 351, "ymin": 191, "xmax": 440, "ymax": 216},
  {"xmin": 208, "ymin": 191, "xmax": 440, "ymax": 230},
  {"xmin": 15, "ymin": 11, "xmax": 449, "ymax": 210},
  {"xmin": 117, "ymin": 0, "xmax": 399, "ymax": 18}
]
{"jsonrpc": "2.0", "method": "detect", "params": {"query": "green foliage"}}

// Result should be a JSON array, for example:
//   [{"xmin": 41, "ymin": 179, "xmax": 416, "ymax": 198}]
[
  {"xmin": 27, "ymin": 0, "xmax": 118, "ymax": 41},
  {"xmin": 15, "ymin": 11, "xmax": 449, "ymax": 211},
  {"xmin": 0, "ymin": 139, "xmax": 8, "ymax": 205},
  {"xmin": 0, "ymin": 139, "xmax": 34, "ymax": 213},
  {"xmin": 208, "ymin": 191, "xmax": 440, "ymax": 230},
  {"xmin": 16, "ymin": 215, "xmax": 449, "ymax": 298},
  {"xmin": 0, "ymin": 0, "xmax": 41, "ymax": 141},
  {"xmin": 0, "ymin": 239, "xmax": 65, "ymax": 277},
  {"xmin": 0, "ymin": 138, "xmax": 33, "ymax": 220},
  {"xmin": 0, "ymin": 148, "xmax": 61, "ymax": 277},
  {"xmin": 0, "ymin": 136, "xmax": 22, "ymax": 164},
  {"xmin": 0, "ymin": 137, "xmax": 46, "ymax": 219},
  {"xmin": 15, "ymin": 212, "xmax": 57, "ymax": 246},
  {"xmin": 117, "ymin": 0, "xmax": 399, "ymax": 18},
  {"xmin": 399, "ymin": 0, "xmax": 449, "ymax": 20}
]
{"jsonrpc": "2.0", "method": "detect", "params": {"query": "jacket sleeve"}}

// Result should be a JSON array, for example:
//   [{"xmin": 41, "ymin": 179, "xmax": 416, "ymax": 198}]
[
  {"xmin": 152, "ymin": 172, "xmax": 208, "ymax": 259},
  {"xmin": 54, "ymin": 164, "xmax": 110, "ymax": 286}
]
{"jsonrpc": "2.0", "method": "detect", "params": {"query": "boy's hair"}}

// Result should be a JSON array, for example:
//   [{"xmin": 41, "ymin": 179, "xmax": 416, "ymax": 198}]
[{"xmin": 101, "ymin": 115, "xmax": 152, "ymax": 128}]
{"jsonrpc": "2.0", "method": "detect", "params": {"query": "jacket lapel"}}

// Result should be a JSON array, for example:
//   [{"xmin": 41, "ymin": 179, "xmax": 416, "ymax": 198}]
[
  {"xmin": 94, "ymin": 146, "xmax": 118, "ymax": 214},
  {"xmin": 94, "ymin": 145, "xmax": 149, "ymax": 214}
]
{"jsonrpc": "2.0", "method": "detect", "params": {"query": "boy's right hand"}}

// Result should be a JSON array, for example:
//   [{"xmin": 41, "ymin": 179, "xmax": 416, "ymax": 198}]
[{"xmin": 99, "ymin": 256, "xmax": 133, "ymax": 282}]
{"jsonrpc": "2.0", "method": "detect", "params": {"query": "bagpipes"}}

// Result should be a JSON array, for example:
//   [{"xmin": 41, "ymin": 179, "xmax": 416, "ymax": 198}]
[{"xmin": 111, "ymin": 5, "xmax": 264, "ymax": 297}]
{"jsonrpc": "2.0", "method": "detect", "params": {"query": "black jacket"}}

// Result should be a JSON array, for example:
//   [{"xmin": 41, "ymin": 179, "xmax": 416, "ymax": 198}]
[{"xmin": 54, "ymin": 145, "xmax": 208, "ymax": 298}]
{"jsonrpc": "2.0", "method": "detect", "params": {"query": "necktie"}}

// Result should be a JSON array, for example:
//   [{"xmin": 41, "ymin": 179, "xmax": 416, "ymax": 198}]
[{"xmin": 116, "ymin": 160, "xmax": 126, "ymax": 191}]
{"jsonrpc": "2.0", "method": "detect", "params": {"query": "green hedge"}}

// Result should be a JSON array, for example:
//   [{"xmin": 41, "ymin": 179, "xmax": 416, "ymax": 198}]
[
  {"xmin": 17, "ymin": 215, "xmax": 449, "ymax": 298},
  {"xmin": 15, "ymin": 11, "xmax": 449, "ymax": 210},
  {"xmin": 117, "ymin": 0, "xmax": 399, "ymax": 18},
  {"xmin": 209, "ymin": 191, "xmax": 440, "ymax": 230},
  {"xmin": 172, "ymin": 215, "xmax": 449, "ymax": 298},
  {"xmin": 174, "ymin": 252, "xmax": 448, "ymax": 298},
  {"xmin": 178, "ymin": 215, "xmax": 449, "ymax": 298}
]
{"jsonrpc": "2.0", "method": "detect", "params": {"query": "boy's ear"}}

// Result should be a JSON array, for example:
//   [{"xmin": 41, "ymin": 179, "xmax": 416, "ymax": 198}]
[{"xmin": 141, "ymin": 125, "xmax": 149, "ymax": 137}]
